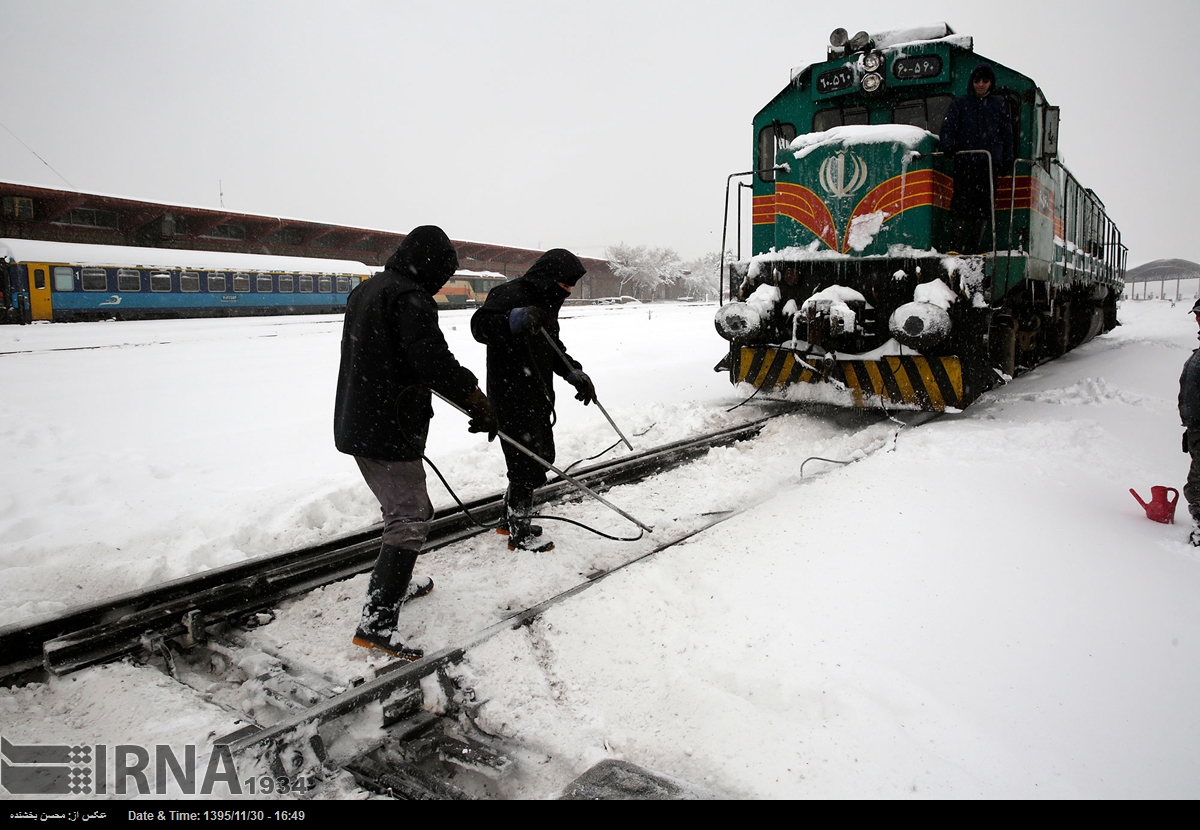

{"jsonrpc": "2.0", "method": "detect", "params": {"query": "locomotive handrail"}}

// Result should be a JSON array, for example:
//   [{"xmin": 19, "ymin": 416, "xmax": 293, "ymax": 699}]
[
  {"xmin": 1003, "ymin": 158, "xmax": 1040, "ymax": 288},
  {"xmin": 719, "ymin": 167, "xmax": 786, "ymax": 306},
  {"xmin": 1046, "ymin": 157, "xmax": 1126, "ymax": 291},
  {"xmin": 949, "ymin": 149, "xmax": 997, "ymax": 267}
]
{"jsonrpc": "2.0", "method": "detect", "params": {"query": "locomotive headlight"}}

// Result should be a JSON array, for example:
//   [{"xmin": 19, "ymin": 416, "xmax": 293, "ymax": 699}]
[
  {"xmin": 862, "ymin": 51, "xmax": 883, "ymax": 72},
  {"xmin": 861, "ymin": 72, "xmax": 883, "ymax": 93}
]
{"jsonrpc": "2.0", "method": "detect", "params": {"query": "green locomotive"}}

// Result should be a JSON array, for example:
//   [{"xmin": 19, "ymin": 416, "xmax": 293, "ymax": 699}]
[{"xmin": 715, "ymin": 23, "xmax": 1125, "ymax": 411}]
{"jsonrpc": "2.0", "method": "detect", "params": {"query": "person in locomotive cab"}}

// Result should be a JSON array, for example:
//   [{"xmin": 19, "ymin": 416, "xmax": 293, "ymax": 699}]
[
  {"xmin": 1179, "ymin": 299, "xmax": 1200, "ymax": 545},
  {"xmin": 334, "ymin": 226, "xmax": 497, "ymax": 661},
  {"xmin": 939, "ymin": 63, "xmax": 1014, "ymax": 255},
  {"xmin": 470, "ymin": 249, "xmax": 595, "ymax": 552}
]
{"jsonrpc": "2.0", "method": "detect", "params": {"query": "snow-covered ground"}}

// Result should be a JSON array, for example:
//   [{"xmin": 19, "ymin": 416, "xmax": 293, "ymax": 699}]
[{"xmin": 2, "ymin": 298, "xmax": 1199, "ymax": 799}]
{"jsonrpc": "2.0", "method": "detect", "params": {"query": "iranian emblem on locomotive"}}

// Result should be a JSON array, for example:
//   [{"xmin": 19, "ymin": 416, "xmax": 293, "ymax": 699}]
[{"xmin": 818, "ymin": 151, "xmax": 868, "ymax": 198}]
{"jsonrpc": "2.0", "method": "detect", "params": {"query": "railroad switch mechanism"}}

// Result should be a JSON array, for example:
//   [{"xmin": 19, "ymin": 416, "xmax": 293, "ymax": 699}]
[{"xmin": 558, "ymin": 759, "xmax": 715, "ymax": 800}]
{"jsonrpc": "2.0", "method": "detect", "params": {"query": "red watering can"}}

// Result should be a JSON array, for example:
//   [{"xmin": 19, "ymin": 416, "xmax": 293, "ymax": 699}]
[{"xmin": 1130, "ymin": 486, "xmax": 1179, "ymax": 524}]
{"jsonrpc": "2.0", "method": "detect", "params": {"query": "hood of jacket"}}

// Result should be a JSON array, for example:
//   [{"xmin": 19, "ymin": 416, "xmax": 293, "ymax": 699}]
[
  {"xmin": 968, "ymin": 62, "xmax": 996, "ymax": 95},
  {"xmin": 522, "ymin": 248, "xmax": 586, "ymax": 288},
  {"xmin": 384, "ymin": 225, "xmax": 459, "ymax": 294}
]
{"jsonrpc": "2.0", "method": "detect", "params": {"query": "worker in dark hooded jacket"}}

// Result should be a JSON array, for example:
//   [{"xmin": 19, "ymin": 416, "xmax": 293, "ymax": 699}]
[
  {"xmin": 1179, "ymin": 299, "xmax": 1200, "ymax": 545},
  {"xmin": 939, "ymin": 63, "xmax": 1014, "ymax": 254},
  {"xmin": 335, "ymin": 225, "xmax": 496, "ymax": 660},
  {"xmin": 470, "ymin": 248, "xmax": 595, "ymax": 552}
]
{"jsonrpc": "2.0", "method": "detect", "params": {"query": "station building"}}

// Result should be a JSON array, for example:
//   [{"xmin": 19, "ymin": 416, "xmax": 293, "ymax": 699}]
[{"xmin": 0, "ymin": 181, "xmax": 624, "ymax": 299}]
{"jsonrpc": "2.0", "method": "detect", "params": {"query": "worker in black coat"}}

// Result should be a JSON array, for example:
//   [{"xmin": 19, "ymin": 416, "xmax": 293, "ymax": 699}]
[
  {"xmin": 335, "ymin": 225, "xmax": 496, "ymax": 659},
  {"xmin": 939, "ymin": 63, "xmax": 1015, "ymax": 254},
  {"xmin": 470, "ymin": 248, "xmax": 595, "ymax": 552},
  {"xmin": 1180, "ymin": 299, "xmax": 1200, "ymax": 544}
]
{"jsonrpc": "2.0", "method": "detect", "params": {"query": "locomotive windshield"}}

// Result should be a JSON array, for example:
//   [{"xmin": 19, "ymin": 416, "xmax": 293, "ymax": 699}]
[
  {"xmin": 891, "ymin": 95, "xmax": 953, "ymax": 133},
  {"xmin": 812, "ymin": 105, "xmax": 868, "ymax": 132}
]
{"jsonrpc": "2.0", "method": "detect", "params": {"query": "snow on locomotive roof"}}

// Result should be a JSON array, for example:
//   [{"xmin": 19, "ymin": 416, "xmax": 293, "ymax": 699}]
[
  {"xmin": 0, "ymin": 239, "xmax": 373, "ymax": 275},
  {"xmin": 789, "ymin": 124, "xmax": 933, "ymax": 159},
  {"xmin": 790, "ymin": 22, "xmax": 972, "ymax": 81}
]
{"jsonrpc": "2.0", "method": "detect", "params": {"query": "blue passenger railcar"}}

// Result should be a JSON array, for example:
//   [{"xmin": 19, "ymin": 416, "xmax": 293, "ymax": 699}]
[{"xmin": 1, "ymin": 239, "xmax": 372, "ymax": 322}]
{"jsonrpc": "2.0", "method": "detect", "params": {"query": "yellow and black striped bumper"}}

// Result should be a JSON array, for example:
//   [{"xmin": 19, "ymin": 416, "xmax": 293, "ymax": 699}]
[{"xmin": 737, "ymin": 346, "xmax": 964, "ymax": 411}]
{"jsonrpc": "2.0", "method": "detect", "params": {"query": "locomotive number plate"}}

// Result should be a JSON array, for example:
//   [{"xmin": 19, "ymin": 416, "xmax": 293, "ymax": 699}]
[
  {"xmin": 816, "ymin": 66, "xmax": 855, "ymax": 94},
  {"xmin": 892, "ymin": 55, "xmax": 943, "ymax": 80}
]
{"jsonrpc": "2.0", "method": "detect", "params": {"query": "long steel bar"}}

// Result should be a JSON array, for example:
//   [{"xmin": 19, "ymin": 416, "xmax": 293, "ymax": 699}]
[
  {"xmin": 432, "ymin": 390, "xmax": 653, "ymax": 533},
  {"xmin": 539, "ymin": 329, "xmax": 633, "ymax": 451}
]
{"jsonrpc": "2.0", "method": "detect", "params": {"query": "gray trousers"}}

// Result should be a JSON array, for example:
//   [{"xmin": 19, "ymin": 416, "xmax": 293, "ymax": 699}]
[
  {"xmin": 1186, "ymin": 429, "xmax": 1200, "ymax": 524},
  {"xmin": 355, "ymin": 457, "xmax": 434, "ymax": 550}
]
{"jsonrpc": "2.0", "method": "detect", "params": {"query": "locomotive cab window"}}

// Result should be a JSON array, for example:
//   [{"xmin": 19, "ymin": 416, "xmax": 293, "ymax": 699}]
[
  {"xmin": 256, "ymin": 274, "xmax": 273, "ymax": 293},
  {"xmin": 180, "ymin": 271, "xmax": 200, "ymax": 293},
  {"xmin": 208, "ymin": 273, "xmax": 227, "ymax": 293},
  {"xmin": 892, "ymin": 95, "xmax": 953, "ymax": 133},
  {"xmin": 278, "ymin": 275, "xmax": 294, "ymax": 293},
  {"xmin": 298, "ymin": 275, "xmax": 314, "ymax": 293},
  {"xmin": 812, "ymin": 105, "xmax": 869, "ymax": 133},
  {"xmin": 81, "ymin": 268, "xmax": 108, "ymax": 292},
  {"xmin": 150, "ymin": 272, "xmax": 172, "ymax": 292},
  {"xmin": 757, "ymin": 122, "xmax": 797, "ymax": 182},
  {"xmin": 53, "ymin": 267, "xmax": 74, "ymax": 291},
  {"xmin": 233, "ymin": 273, "xmax": 251, "ymax": 292},
  {"xmin": 117, "ymin": 269, "xmax": 142, "ymax": 292}
]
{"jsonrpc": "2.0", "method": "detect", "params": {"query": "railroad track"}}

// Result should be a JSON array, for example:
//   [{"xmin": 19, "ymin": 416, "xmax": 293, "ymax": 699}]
[
  {"xmin": 0, "ymin": 403, "xmax": 935, "ymax": 798},
  {"xmin": 0, "ymin": 412, "xmax": 789, "ymax": 686}
]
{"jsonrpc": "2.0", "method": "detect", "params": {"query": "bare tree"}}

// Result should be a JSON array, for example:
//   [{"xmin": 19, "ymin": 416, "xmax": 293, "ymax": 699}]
[
  {"xmin": 680, "ymin": 251, "xmax": 725, "ymax": 298},
  {"xmin": 605, "ymin": 243, "xmax": 685, "ymax": 300}
]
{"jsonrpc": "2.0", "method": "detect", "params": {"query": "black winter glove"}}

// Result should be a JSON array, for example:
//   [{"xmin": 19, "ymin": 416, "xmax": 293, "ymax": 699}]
[
  {"xmin": 509, "ymin": 306, "xmax": 549, "ymax": 335},
  {"xmin": 461, "ymin": 387, "xmax": 498, "ymax": 442},
  {"xmin": 568, "ymin": 371, "xmax": 596, "ymax": 406}
]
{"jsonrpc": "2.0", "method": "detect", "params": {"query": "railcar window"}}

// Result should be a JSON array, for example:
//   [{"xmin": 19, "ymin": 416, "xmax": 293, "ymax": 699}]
[
  {"xmin": 180, "ymin": 271, "xmax": 200, "ymax": 292},
  {"xmin": 256, "ymin": 274, "xmax": 273, "ymax": 293},
  {"xmin": 53, "ymin": 267, "xmax": 74, "ymax": 291},
  {"xmin": 318, "ymin": 276, "xmax": 332, "ymax": 293},
  {"xmin": 299, "ymin": 275, "xmax": 314, "ymax": 293},
  {"xmin": 150, "ymin": 272, "xmax": 172, "ymax": 292},
  {"xmin": 349, "ymin": 277, "xmax": 361, "ymax": 289},
  {"xmin": 117, "ymin": 269, "xmax": 141, "ymax": 292},
  {"xmin": 233, "ymin": 273, "xmax": 251, "ymax": 292},
  {"xmin": 813, "ymin": 105, "xmax": 869, "ymax": 133},
  {"xmin": 757, "ymin": 122, "xmax": 797, "ymax": 182},
  {"xmin": 278, "ymin": 275, "xmax": 294, "ymax": 293},
  {"xmin": 336, "ymin": 276, "xmax": 352, "ymax": 293},
  {"xmin": 34, "ymin": 269, "xmax": 47, "ymax": 290},
  {"xmin": 208, "ymin": 273, "xmax": 227, "ymax": 293},
  {"xmin": 81, "ymin": 268, "xmax": 108, "ymax": 292}
]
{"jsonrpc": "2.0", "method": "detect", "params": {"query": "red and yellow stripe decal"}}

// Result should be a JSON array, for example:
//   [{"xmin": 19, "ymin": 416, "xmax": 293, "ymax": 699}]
[
  {"xmin": 844, "ymin": 170, "xmax": 953, "ymax": 252},
  {"xmin": 737, "ymin": 346, "xmax": 965, "ymax": 411},
  {"xmin": 752, "ymin": 193, "xmax": 776, "ymax": 225},
  {"xmin": 771, "ymin": 183, "xmax": 839, "ymax": 250},
  {"xmin": 994, "ymin": 175, "xmax": 1055, "ymax": 220}
]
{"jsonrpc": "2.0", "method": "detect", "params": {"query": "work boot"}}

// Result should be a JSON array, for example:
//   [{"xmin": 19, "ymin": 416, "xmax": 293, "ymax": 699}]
[
  {"xmin": 352, "ymin": 624, "xmax": 424, "ymax": 661},
  {"xmin": 505, "ymin": 484, "xmax": 554, "ymax": 552},
  {"xmin": 352, "ymin": 544, "xmax": 427, "ymax": 660}
]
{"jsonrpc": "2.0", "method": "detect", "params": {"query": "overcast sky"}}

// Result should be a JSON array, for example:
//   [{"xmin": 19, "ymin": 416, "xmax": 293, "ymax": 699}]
[{"xmin": 1, "ymin": 0, "xmax": 1193, "ymax": 266}]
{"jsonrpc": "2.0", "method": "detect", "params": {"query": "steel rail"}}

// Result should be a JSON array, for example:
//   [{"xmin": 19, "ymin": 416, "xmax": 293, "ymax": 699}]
[
  {"xmin": 0, "ymin": 413, "xmax": 780, "ymax": 685},
  {"xmin": 221, "ymin": 508, "xmax": 745, "ymax": 764}
]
